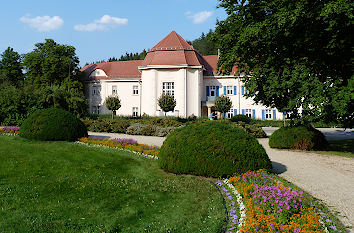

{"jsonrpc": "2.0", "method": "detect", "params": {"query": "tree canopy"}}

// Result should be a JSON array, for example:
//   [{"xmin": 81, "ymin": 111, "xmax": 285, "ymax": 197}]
[
  {"xmin": 187, "ymin": 30, "xmax": 218, "ymax": 56},
  {"xmin": 214, "ymin": 95, "xmax": 232, "ymax": 117},
  {"xmin": 23, "ymin": 39, "xmax": 80, "ymax": 87},
  {"xmin": 158, "ymin": 94, "xmax": 176, "ymax": 116},
  {"xmin": 0, "ymin": 47, "xmax": 24, "ymax": 87},
  {"xmin": 105, "ymin": 96, "xmax": 121, "ymax": 119},
  {"xmin": 215, "ymin": 0, "xmax": 354, "ymax": 127}
]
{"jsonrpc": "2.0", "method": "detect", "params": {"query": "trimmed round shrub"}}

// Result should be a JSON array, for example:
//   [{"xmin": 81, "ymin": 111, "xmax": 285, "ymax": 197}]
[
  {"xmin": 269, "ymin": 126, "xmax": 328, "ymax": 150},
  {"xmin": 159, "ymin": 121, "xmax": 272, "ymax": 177},
  {"xmin": 20, "ymin": 108, "xmax": 87, "ymax": 141},
  {"xmin": 230, "ymin": 115, "xmax": 252, "ymax": 124}
]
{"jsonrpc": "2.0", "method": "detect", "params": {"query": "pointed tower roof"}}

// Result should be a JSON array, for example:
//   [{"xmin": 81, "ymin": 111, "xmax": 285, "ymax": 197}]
[
  {"xmin": 149, "ymin": 31, "xmax": 194, "ymax": 52},
  {"xmin": 142, "ymin": 31, "xmax": 204, "ymax": 67}
]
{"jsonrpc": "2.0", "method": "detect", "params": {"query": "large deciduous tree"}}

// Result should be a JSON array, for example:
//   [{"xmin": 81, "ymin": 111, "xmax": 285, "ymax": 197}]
[
  {"xmin": 0, "ymin": 47, "xmax": 24, "ymax": 87},
  {"xmin": 215, "ymin": 0, "xmax": 353, "ymax": 127},
  {"xmin": 23, "ymin": 39, "xmax": 80, "ymax": 87}
]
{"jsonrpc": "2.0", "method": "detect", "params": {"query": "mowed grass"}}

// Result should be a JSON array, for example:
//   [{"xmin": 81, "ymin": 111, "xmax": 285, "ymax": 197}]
[
  {"xmin": 0, "ymin": 136, "xmax": 225, "ymax": 232},
  {"xmin": 313, "ymin": 139, "xmax": 354, "ymax": 158}
]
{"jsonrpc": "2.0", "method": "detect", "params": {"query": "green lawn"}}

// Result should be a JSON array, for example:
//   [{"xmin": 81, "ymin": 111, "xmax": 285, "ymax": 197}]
[
  {"xmin": 0, "ymin": 136, "xmax": 225, "ymax": 232},
  {"xmin": 313, "ymin": 139, "xmax": 354, "ymax": 158}
]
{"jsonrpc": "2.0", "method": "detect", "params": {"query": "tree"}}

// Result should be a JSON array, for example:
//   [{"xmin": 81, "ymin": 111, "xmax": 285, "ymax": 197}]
[
  {"xmin": 23, "ymin": 39, "xmax": 80, "ymax": 87},
  {"xmin": 157, "ymin": 94, "xmax": 176, "ymax": 116},
  {"xmin": 0, "ymin": 47, "xmax": 24, "ymax": 87},
  {"xmin": 215, "ymin": 0, "xmax": 354, "ymax": 127},
  {"xmin": 214, "ymin": 95, "xmax": 232, "ymax": 119},
  {"xmin": 187, "ymin": 30, "xmax": 218, "ymax": 56},
  {"xmin": 105, "ymin": 96, "xmax": 121, "ymax": 119}
]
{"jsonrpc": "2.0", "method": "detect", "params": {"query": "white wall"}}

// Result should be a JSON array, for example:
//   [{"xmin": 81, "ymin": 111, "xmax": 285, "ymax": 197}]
[{"xmin": 203, "ymin": 77, "xmax": 284, "ymax": 120}]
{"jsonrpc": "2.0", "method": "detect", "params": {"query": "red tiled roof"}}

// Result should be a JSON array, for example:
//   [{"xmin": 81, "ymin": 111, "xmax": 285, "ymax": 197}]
[
  {"xmin": 201, "ymin": 55, "xmax": 239, "ymax": 76},
  {"xmin": 81, "ymin": 60, "xmax": 143, "ymax": 80},
  {"xmin": 142, "ymin": 31, "xmax": 203, "ymax": 66}
]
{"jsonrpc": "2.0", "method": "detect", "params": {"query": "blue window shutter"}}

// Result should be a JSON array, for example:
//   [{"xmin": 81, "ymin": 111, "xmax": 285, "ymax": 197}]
[
  {"xmin": 242, "ymin": 109, "xmax": 245, "ymax": 115},
  {"xmin": 216, "ymin": 86, "xmax": 219, "ymax": 96},
  {"xmin": 206, "ymin": 86, "xmax": 209, "ymax": 97},
  {"xmin": 283, "ymin": 112, "xmax": 286, "ymax": 120},
  {"xmin": 252, "ymin": 109, "xmax": 256, "ymax": 119},
  {"xmin": 224, "ymin": 86, "xmax": 226, "ymax": 95},
  {"xmin": 224, "ymin": 112, "xmax": 226, "ymax": 118},
  {"xmin": 242, "ymin": 86, "xmax": 245, "ymax": 95},
  {"xmin": 234, "ymin": 109, "xmax": 237, "ymax": 115},
  {"xmin": 234, "ymin": 86, "xmax": 237, "ymax": 95},
  {"xmin": 273, "ymin": 110, "xmax": 277, "ymax": 120},
  {"xmin": 262, "ymin": 110, "xmax": 265, "ymax": 120}
]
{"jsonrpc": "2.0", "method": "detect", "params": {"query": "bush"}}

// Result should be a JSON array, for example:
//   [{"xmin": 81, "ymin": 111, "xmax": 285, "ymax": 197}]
[
  {"xmin": 20, "ymin": 108, "xmax": 87, "ymax": 141},
  {"xmin": 156, "ymin": 127, "xmax": 176, "ymax": 137},
  {"xmin": 126, "ymin": 123, "xmax": 145, "ymax": 135},
  {"xmin": 159, "ymin": 121, "xmax": 272, "ymax": 177},
  {"xmin": 141, "ymin": 124, "xmax": 160, "ymax": 136},
  {"xmin": 230, "ymin": 115, "xmax": 252, "ymax": 124},
  {"xmin": 269, "ymin": 126, "xmax": 328, "ymax": 150},
  {"xmin": 110, "ymin": 121, "xmax": 130, "ymax": 133},
  {"xmin": 232, "ymin": 122, "xmax": 267, "ymax": 138}
]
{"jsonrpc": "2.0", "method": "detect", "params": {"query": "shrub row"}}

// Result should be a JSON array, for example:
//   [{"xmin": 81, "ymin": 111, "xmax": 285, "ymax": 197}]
[
  {"xmin": 231, "ymin": 122, "xmax": 267, "ymax": 138},
  {"xmin": 81, "ymin": 118, "xmax": 177, "ymax": 137}
]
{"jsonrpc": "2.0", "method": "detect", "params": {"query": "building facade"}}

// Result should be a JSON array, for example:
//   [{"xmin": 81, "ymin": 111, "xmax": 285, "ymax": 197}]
[{"xmin": 81, "ymin": 31, "xmax": 284, "ymax": 120}]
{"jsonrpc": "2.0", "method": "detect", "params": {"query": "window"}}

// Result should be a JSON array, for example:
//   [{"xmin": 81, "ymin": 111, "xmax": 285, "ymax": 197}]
[
  {"xmin": 227, "ymin": 109, "xmax": 234, "ymax": 119},
  {"xmin": 92, "ymin": 86, "xmax": 101, "ymax": 95},
  {"xmin": 210, "ymin": 86, "xmax": 216, "ymax": 96},
  {"xmin": 245, "ymin": 109, "xmax": 252, "ymax": 118},
  {"xmin": 162, "ymin": 82, "xmax": 174, "ymax": 96},
  {"xmin": 112, "ymin": 85, "xmax": 117, "ymax": 95},
  {"xmin": 227, "ymin": 86, "xmax": 233, "ymax": 95},
  {"xmin": 265, "ymin": 109, "xmax": 272, "ymax": 120},
  {"xmin": 92, "ymin": 106, "xmax": 100, "ymax": 114},
  {"xmin": 133, "ymin": 85, "xmax": 139, "ymax": 95},
  {"xmin": 132, "ymin": 107, "xmax": 138, "ymax": 117}
]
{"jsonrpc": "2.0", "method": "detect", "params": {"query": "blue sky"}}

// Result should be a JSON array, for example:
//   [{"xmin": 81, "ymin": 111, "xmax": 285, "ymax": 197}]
[{"xmin": 0, "ymin": 0, "xmax": 227, "ymax": 66}]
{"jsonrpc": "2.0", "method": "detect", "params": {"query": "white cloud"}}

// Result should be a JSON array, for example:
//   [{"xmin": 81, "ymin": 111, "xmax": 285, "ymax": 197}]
[
  {"xmin": 74, "ymin": 15, "xmax": 128, "ymax": 32},
  {"xmin": 186, "ymin": 11, "xmax": 213, "ymax": 24},
  {"xmin": 20, "ymin": 15, "xmax": 63, "ymax": 32}
]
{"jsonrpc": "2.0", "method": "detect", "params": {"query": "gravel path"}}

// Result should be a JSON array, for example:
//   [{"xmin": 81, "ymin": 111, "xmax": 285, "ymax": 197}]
[{"xmin": 88, "ymin": 130, "xmax": 354, "ymax": 231}]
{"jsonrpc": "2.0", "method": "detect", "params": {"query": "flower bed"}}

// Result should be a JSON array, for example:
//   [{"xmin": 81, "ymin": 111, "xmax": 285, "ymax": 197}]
[
  {"xmin": 227, "ymin": 170, "xmax": 344, "ymax": 232},
  {"xmin": 0, "ymin": 126, "xmax": 20, "ymax": 136},
  {"xmin": 78, "ymin": 137, "xmax": 160, "ymax": 158}
]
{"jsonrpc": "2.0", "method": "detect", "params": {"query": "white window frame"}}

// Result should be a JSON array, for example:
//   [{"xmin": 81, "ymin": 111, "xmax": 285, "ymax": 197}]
[
  {"xmin": 92, "ymin": 106, "xmax": 100, "ymax": 114},
  {"xmin": 265, "ymin": 109, "xmax": 272, "ymax": 120},
  {"xmin": 210, "ymin": 86, "xmax": 216, "ymax": 97},
  {"xmin": 162, "ymin": 82, "xmax": 174, "ymax": 96},
  {"xmin": 245, "ymin": 109, "xmax": 252, "ymax": 118},
  {"xmin": 132, "ymin": 107, "xmax": 138, "ymax": 117},
  {"xmin": 133, "ymin": 85, "xmax": 139, "ymax": 95},
  {"xmin": 227, "ymin": 86, "xmax": 233, "ymax": 95},
  {"xmin": 112, "ymin": 85, "xmax": 117, "ymax": 95},
  {"xmin": 92, "ymin": 86, "xmax": 101, "ymax": 95},
  {"xmin": 227, "ymin": 109, "xmax": 234, "ymax": 119}
]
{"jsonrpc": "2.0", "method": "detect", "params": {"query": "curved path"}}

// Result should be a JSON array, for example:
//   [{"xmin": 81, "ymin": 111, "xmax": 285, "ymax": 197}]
[{"xmin": 89, "ymin": 130, "xmax": 354, "ymax": 231}]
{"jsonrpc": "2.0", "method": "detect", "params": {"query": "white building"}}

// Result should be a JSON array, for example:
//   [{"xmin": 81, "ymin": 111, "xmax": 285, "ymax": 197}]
[{"xmin": 81, "ymin": 31, "xmax": 284, "ymax": 120}]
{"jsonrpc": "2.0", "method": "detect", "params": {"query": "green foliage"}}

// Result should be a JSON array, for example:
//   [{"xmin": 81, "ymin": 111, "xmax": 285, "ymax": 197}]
[
  {"xmin": 187, "ymin": 30, "xmax": 218, "ymax": 56},
  {"xmin": 110, "ymin": 120, "xmax": 131, "ymax": 133},
  {"xmin": 126, "ymin": 123, "xmax": 176, "ymax": 137},
  {"xmin": 230, "ymin": 114, "xmax": 252, "ymax": 124},
  {"xmin": 214, "ymin": 95, "xmax": 232, "ymax": 116},
  {"xmin": 232, "ymin": 122, "xmax": 267, "ymax": 138},
  {"xmin": 269, "ymin": 126, "xmax": 329, "ymax": 150},
  {"xmin": 0, "ymin": 47, "xmax": 24, "ymax": 87},
  {"xmin": 159, "ymin": 121, "xmax": 272, "ymax": 177},
  {"xmin": 157, "ymin": 94, "xmax": 176, "ymax": 115},
  {"xmin": 215, "ymin": 0, "xmax": 354, "ymax": 128},
  {"xmin": 20, "ymin": 108, "xmax": 87, "ymax": 141},
  {"xmin": 105, "ymin": 96, "xmax": 121, "ymax": 119}
]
